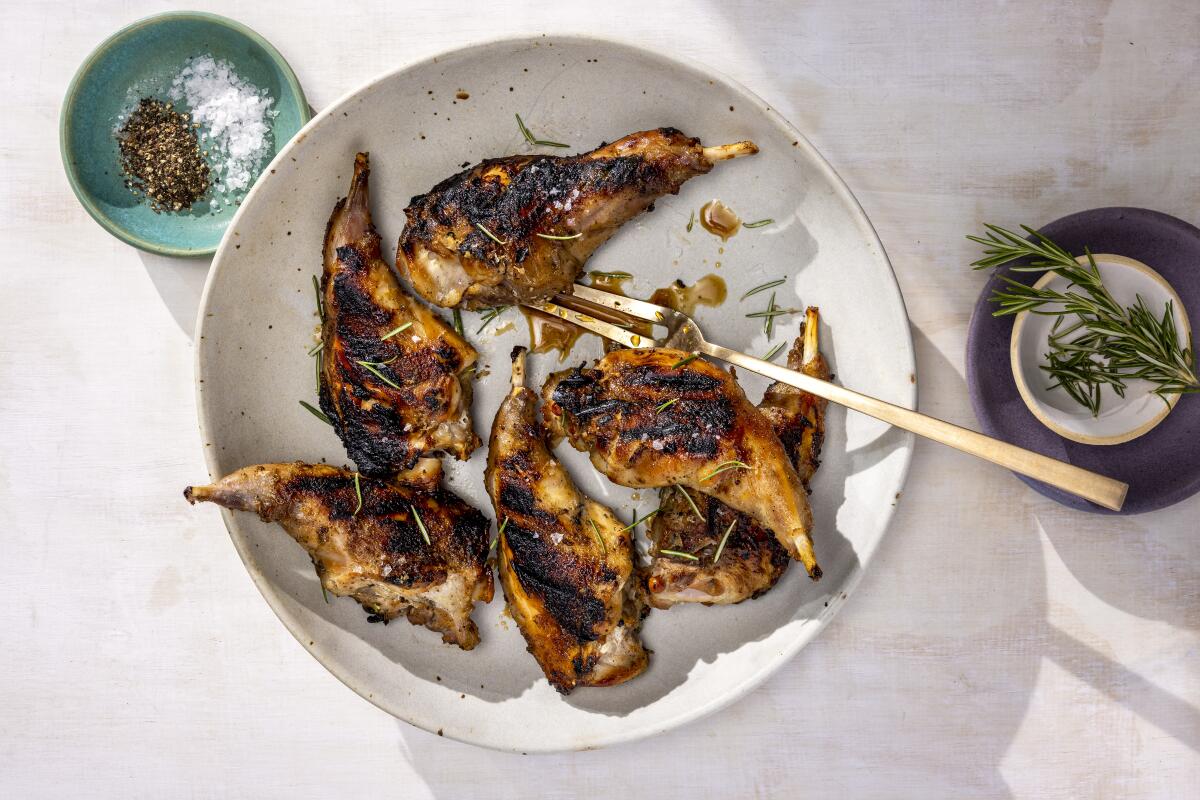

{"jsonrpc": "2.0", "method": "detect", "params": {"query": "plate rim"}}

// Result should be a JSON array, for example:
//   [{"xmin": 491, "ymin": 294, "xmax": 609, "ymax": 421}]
[{"xmin": 193, "ymin": 32, "xmax": 917, "ymax": 752}]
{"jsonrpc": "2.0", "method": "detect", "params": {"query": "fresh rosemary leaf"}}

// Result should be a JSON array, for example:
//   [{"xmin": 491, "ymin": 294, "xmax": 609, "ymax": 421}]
[
  {"xmin": 381, "ymin": 321, "xmax": 413, "ymax": 340},
  {"xmin": 353, "ymin": 472, "xmax": 363, "ymax": 516},
  {"xmin": 411, "ymin": 505, "xmax": 431, "ymax": 545},
  {"xmin": 676, "ymin": 486, "xmax": 703, "ymax": 520},
  {"xmin": 743, "ymin": 218, "xmax": 773, "ymax": 229},
  {"xmin": 476, "ymin": 306, "xmax": 509, "ymax": 334},
  {"xmin": 699, "ymin": 460, "xmax": 751, "ymax": 482},
  {"xmin": 712, "ymin": 518, "xmax": 738, "ymax": 564},
  {"xmin": 670, "ymin": 352, "xmax": 700, "ymax": 369},
  {"xmin": 298, "ymin": 400, "xmax": 332, "ymax": 425},
  {"xmin": 307, "ymin": 341, "xmax": 324, "ymax": 356},
  {"xmin": 312, "ymin": 275, "xmax": 324, "ymax": 321},
  {"xmin": 515, "ymin": 113, "xmax": 569, "ymax": 148},
  {"xmin": 535, "ymin": 231, "xmax": 583, "ymax": 240},
  {"xmin": 659, "ymin": 548, "xmax": 699, "ymax": 562},
  {"xmin": 588, "ymin": 517, "xmax": 607, "ymax": 555},
  {"xmin": 355, "ymin": 360, "xmax": 402, "ymax": 389},
  {"xmin": 320, "ymin": 583, "xmax": 330, "ymax": 604},
  {"xmin": 475, "ymin": 221, "xmax": 508, "ymax": 245},
  {"xmin": 453, "ymin": 308, "xmax": 464, "ymax": 337},
  {"xmin": 740, "ymin": 278, "xmax": 784, "ymax": 300},
  {"xmin": 762, "ymin": 342, "xmax": 786, "ymax": 361},
  {"xmin": 686, "ymin": 210, "xmax": 695, "ymax": 232},
  {"xmin": 590, "ymin": 270, "xmax": 633, "ymax": 280},
  {"xmin": 656, "ymin": 397, "xmax": 679, "ymax": 413},
  {"xmin": 498, "ymin": 517, "xmax": 509, "ymax": 537},
  {"xmin": 619, "ymin": 509, "xmax": 658, "ymax": 533}
]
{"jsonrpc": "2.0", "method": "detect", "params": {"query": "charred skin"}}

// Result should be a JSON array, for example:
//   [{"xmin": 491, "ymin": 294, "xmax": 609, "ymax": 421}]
[
  {"xmin": 646, "ymin": 309, "xmax": 830, "ymax": 607},
  {"xmin": 543, "ymin": 347, "xmax": 820, "ymax": 579},
  {"xmin": 320, "ymin": 153, "xmax": 479, "ymax": 476},
  {"xmin": 397, "ymin": 128, "xmax": 756, "ymax": 309},
  {"xmin": 184, "ymin": 462, "xmax": 493, "ymax": 649},
  {"xmin": 485, "ymin": 347, "xmax": 648, "ymax": 693}
]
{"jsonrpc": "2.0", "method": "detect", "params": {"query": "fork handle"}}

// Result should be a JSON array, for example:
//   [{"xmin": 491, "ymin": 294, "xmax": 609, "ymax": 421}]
[{"xmin": 702, "ymin": 342, "xmax": 1128, "ymax": 511}]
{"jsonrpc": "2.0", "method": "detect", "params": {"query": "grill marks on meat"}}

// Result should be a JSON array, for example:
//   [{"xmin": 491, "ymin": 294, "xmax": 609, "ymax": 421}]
[
  {"xmin": 486, "ymin": 348, "xmax": 648, "ymax": 693},
  {"xmin": 543, "ymin": 347, "xmax": 820, "ymax": 579},
  {"xmin": 320, "ymin": 153, "xmax": 479, "ymax": 476},
  {"xmin": 647, "ymin": 309, "xmax": 830, "ymax": 607},
  {"xmin": 184, "ymin": 462, "xmax": 493, "ymax": 649},
  {"xmin": 397, "ymin": 128, "xmax": 757, "ymax": 308}
]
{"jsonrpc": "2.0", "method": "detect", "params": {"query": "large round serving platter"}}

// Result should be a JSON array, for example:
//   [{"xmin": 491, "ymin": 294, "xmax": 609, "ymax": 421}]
[{"xmin": 195, "ymin": 35, "xmax": 915, "ymax": 752}]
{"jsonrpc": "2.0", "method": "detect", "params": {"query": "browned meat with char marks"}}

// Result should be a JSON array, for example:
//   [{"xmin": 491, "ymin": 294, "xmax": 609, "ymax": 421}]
[
  {"xmin": 543, "ymin": 347, "xmax": 820, "ymax": 579},
  {"xmin": 647, "ymin": 309, "xmax": 830, "ymax": 607},
  {"xmin": 485, "ymin": 347, "xmax": 647, "ymax": 693},
  {"xmin": 320, "ymin": 153, "xmax": 478, "ymax": 477},
  {"xmin": 397, "ymin": 128, "xmax": 757, "ymax": 309},
  {"xmin": 184, "ymin": 461, "xmax": 493, "ymax": 649}
]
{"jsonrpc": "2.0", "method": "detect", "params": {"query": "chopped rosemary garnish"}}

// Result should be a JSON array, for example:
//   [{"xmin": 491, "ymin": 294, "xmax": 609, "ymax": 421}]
[
  {"xmin": 476, "ymin": 306, "xmax": 509, "ymax": 333},
  {"xmin": 535, "ymin": 231, "xmax": 583, "ymax": 240},
  {"xmin": 741, "ymin": 278, "xmax": 785, "ymax": 300},
  {"xmin": 381, "ymin": 321, "xmax": 413, "ymax": 340},
  {"xmin": 686, "ymin": 210, "xmax": 695, "ymax": 232},
  {"xmin": 619, "ymin": 509, "xmax": 658, "ymax": 533},
  {"xmin": 320, "ymin": 583, "xmax": 330, "ymax": 604},
  {"xmin": 746, "ymin": 291, "xmax": 800, "ymax": 341},
  {"xmin": 315, "ymin": 347, "xmax": 322, "ymax": 392},
  {"xmin": 312, "ymin": 275, "xmax": 324, "ymax": 321},
  {"xmin": 656, "ymin": 397, "xmax": 679, "ymax": 413},
  {"xmin": 970, "ymin": 223, "xmax": 1200, "ymax": 415},
  {"xmin": 475, "ymin": 221, "xmax": 508, "ymax": 245},
  {"xmin": 298, "ymin": 400, "xmax": 332, "ymax": 425},
  {"xmin": 355, "ymin": 360, "xmax": 402, "ymax": 389},
  {"xmin": 352, "ymin": 472, "xmax": 363, "ymax": 516},
  {"xmin": 659, "ymin": 548, "xmax": 699, "ymax": 562},
  {"xmin": 699, "ymin": 460, "xmax": 751, "ymax": 482},
  {"xmin": 743, "ymin": 218, "xmax": 774, "ymax": 229},
  {"xmin": 515, "ymin": 113, "xmax": 569, "ymax": 148},
  {"xmin": 765, "ymin": 291, "xmax": 777, "ymax": 340},
  {"xmin": 498, "ymin": 517, "xmax": 509, "ymax": 537},
  {"xmin": 452, "ymin": 308, "xmax": 464, "ymax": 337},
  {"xmin": 670, "ymin": 352, "xmax": 700, "ymax": 369},
  {"xmin": 307, "ymin": 341, "xmax": 324, "ymax": 356},
  {"xmin": 411, "ymin": 505, "xmax": 431, "ymax": 545},
  {"xmin": 588, "ymin": 517, "xmax": 607, "ymax": 555},
  {"xmin": 590, "ymin": 270, "xmax": 633, "ymax": 280},
  {"xmin": 762, "ymin": 341, "xmax": 786, "ymax": 362},
  {"xmin": 676, "ymin": 486, "xmax": 703, "ymax": 520},
  {"xmin": 712, "ymin": 518, "xmax": 738, "ymax": 563}
]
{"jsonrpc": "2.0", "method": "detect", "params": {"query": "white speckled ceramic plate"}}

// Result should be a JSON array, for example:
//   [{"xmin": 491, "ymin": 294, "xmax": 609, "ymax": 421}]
[{"xmin": 195, "ymin": 35, "xmax": 915, "ymax": 752}]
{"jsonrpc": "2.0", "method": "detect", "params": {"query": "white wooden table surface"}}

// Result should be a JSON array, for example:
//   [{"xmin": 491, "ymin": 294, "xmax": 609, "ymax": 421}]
[{"xmin": 3, "ymin": 0, "xmax": 1197, "ymax": 796}]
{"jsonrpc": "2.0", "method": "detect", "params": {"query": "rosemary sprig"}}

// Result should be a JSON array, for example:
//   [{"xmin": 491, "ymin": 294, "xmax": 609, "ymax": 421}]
[
  {"xmin": 699, "ymin": 460, "xmax": 751, "ymax": 482},
  {"xmin": 515, "ymin": 113, "xmax": 569, "ymax": 148},
  {"xmin": 762, "ymin": 341, "xmax": 786, "ymax": 362},
  {"xmin": 686, "ymin": 210, "xmax": 695, "ymax": 232},
  {"xmin": 356, "ymin": 360, "xmax": 402, "ymax": 389},
  {"xmin": 712, "ymin": 518, "xmax": 738, "ymax": 564},
  {"xmin": 671, "ymin": 352, "xmax": 700, "ymax": 369},
  {"xmin": 970, "ymin": 223, "xmax": 1199, "ymax": 415},
  {"xmin": 352, "ymin": 472, "xmax": 363, "ymax": 516},
  {"xmin": 312, "ymin": 275, "xmax": 324, "ymax": 321},
  {"xmin": 588, "ymin": 517, "xmax": 607, "ymax": 555},
  {"xmin": 476, "ymin": 306, "xmax": 509, "ymax": 333},
  {"xmin": 740, "ymin": 278, "xmax": 784, "ymax": 300},
  {"xmin": 656, "ymin": 397, "xmax": 679, "ymax": 413},
  {"xmin": 743, "ymin": 218, "xmax": 774, "ymax": 229},
  {"xmin": 411, "ymin": 505, "xmax": 431, "ymax": 545},
  {"xmin": 676, "ymin": 486, "xmax": 703, "ymax": 520},
  {"xmin": 475, "ymin": 221, "xmax": 508, "ymax": 245},
  {"xmin": 659, "ymin": 548, "xmax": 699, "ymax": 562},
  {"xmin": 619, "ymin": 509, "xmax": 658, "ymax": 533},
  {"xmin": 381, "ymin": 321, "xmax": 413, "ymax": 340},
  {"xmin": 299, "ymin": 400, "xmax": 332, "ymax": 425},
  {"xmin": 452, "ymin": 308, "xmax": 464, "ymax": 337},
  {"xmin": 535, "ymin": 231, "xmax": 582, "ymax": 240}
]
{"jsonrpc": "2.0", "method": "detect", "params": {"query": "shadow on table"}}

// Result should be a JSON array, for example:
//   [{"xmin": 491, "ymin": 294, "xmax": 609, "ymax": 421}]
[{"xmin": 139, "ymin": 250, "xmax": 211, "ymax": 339}]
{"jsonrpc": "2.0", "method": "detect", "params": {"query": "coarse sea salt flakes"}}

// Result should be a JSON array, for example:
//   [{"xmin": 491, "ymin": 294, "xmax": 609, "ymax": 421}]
[{"xmin": 169, "ymin": 55, "xmax": 277, "ymax": 201}]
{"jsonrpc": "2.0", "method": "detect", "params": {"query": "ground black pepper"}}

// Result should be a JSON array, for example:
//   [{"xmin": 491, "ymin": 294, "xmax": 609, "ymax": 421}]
[{"xmin": 116, "ymin": 98, "xmax": 210, "ymax": 212}]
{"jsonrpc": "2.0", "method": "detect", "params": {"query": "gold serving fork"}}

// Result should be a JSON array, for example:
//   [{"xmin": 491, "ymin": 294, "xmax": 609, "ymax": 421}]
[{"xmin": 529, "ymin": 283, "xmax": 1128, "ymax": 511}]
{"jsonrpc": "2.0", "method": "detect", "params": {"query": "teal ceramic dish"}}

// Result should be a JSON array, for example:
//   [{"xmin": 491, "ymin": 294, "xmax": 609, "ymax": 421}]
[{"xmin": 60, "ymin": 11, "xmax": 310, "ymax": 257}]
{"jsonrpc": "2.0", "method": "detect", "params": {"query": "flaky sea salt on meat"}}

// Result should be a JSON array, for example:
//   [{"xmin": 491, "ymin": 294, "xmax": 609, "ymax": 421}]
[{"xmin": 169, "ymin": 55, "xmax": 276, "ymax": 196}]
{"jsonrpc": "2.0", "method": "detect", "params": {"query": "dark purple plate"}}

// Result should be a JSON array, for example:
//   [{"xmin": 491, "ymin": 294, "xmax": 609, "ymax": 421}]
[{"xmin": 966, "ymin": 207, "xmax": 1200, "ymax": 514}]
